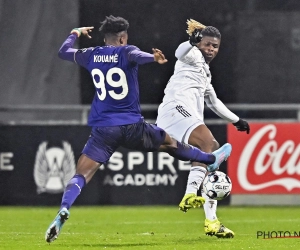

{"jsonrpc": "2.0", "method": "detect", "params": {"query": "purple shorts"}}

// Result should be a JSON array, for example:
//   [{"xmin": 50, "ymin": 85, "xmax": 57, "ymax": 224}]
[{"xmin": 82, "ymin": 121, "xmax": 166, "ymax": 163}]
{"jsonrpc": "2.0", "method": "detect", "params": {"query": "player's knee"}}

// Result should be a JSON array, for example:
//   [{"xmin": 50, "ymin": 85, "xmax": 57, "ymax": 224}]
[
  {"xmin": 159, "ymin": 137, "xmax": 177, "ymax": 152},
  {"xmin": 165, "ymin": 138, "xmax": 178, "ymax": 150}
]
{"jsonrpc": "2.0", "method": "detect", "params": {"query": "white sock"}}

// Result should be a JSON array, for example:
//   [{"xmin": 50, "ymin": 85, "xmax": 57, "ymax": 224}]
[
  {"xmin": 185, "ymin": 166, "xmax": 207, "ymax": 194},
  {"xmin": 202, "ymin": 190, "xmax": 218, "ymax": 221}
]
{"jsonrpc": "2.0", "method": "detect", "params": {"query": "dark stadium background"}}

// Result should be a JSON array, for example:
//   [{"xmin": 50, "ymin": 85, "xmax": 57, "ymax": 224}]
[
  {"xmin": 79, "ymin": 0, "xmax": 300, "ymax": 105},
  {"xmin": 1, "ymin": 0, "xmax": 300, "ymax": 107}
]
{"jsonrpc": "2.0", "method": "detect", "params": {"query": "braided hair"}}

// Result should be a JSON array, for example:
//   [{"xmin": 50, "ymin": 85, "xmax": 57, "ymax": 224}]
[{"xmin": 186, "ymin": 19, "xmax": 221, "ymax": 39}]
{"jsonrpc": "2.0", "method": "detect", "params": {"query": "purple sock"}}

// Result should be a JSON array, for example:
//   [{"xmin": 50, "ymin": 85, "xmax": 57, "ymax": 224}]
[
  {"xmin": 168, "ymin": 141, "xmax": 215, "ymax": 165},
  {"xmin": 60, "ymin": 174, "xmax": 86, "ymax": 210}
]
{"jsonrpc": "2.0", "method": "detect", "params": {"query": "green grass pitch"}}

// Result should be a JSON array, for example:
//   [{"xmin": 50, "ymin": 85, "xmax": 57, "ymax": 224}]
[{"xmin": 0, "ymin": 206, "xmax": 299, "ymax": 250}]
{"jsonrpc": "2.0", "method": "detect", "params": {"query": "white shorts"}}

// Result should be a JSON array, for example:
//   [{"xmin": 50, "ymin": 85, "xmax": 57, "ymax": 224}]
[{"xmin": 156, "ymin": 101, "xmax": 204, "ymax": 144}]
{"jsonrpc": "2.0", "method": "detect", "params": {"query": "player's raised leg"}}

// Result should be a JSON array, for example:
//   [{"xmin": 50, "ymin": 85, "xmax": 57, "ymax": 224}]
[{"xmin": 159, "ymin": 133, "xmax": 231, "ymax": 169}]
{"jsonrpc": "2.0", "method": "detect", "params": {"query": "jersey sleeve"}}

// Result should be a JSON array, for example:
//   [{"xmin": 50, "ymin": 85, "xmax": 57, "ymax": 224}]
[
  {"xmin": 204, "ymin": 84, "xmax": 239, "ymax": 123},
  {"xmin": 175, "ymin": 41, "xmax": 195, "ymax": 63},
  {"xmin": 74, "ymin": 48, "xmax": 94, "ymax": 68},
  {"xmin": 58, "ymin": 34, "xmax": 78, "ymax": 62},
  {"xmin": 125, "ymin": 45, "xmax": 154, "ymax": 65},
  {"xmin": 58, "ymin": 34, "xmax": 93, "ymax": 68}
]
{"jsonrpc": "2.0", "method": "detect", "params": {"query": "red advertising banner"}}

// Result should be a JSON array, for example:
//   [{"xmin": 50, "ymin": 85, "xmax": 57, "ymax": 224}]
[{"xmin": 228, "ymin": 123, "xmax": 300, "ymax": 194}]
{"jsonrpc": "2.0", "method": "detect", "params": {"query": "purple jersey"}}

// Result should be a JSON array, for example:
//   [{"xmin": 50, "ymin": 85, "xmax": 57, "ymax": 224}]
[{"xmin": 58, "ymin": 34, "xmax": 155, "ymax": 126}]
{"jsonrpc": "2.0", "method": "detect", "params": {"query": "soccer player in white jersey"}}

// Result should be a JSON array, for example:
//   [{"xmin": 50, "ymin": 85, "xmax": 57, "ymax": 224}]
[{"xmin": 156, "ymin": 19, "xmax": 250, "ymax": 238}]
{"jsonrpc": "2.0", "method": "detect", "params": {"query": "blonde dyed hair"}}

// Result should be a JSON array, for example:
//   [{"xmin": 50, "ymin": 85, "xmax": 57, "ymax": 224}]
[{"xmin": 186, "ymin": 19, "xmax": 206, "ymax": 36}]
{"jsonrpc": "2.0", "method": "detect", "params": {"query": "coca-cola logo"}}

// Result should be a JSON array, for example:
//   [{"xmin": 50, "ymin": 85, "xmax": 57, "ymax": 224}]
[{"xmin": 228, "ymin": 123, "xmax": 300, "ymax": 194}]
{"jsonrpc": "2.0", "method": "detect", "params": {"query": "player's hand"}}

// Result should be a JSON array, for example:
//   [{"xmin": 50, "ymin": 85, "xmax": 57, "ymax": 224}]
[
  {"xmin": 152, "ymin": 48, "xmax": 168, "ymax": 64},
  {"xmin": 71, "ymin": 27, "xmax": 94, "ymax": 39},
  {"xmin": 79, "ymin": 26, "xmax": 94, "ymax": 38},
  {"xmin": 189, "ymin": 29, "xmax": 202, "ymax": 46},
  {"xmin": 233, "ymin": 119, "xmax": 250, "ymax": 134}
]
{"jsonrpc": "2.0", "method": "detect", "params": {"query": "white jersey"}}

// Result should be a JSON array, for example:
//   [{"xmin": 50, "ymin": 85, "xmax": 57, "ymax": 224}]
[{"xmin": 156, "ymin": 41, "xmax": 239, "ymax": 143}]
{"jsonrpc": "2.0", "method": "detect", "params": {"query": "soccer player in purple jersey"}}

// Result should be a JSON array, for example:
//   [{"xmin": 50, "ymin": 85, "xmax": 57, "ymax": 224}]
[{"xmin": 45, "ymin": 15, "xmax": 232, "ymax": 243}]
